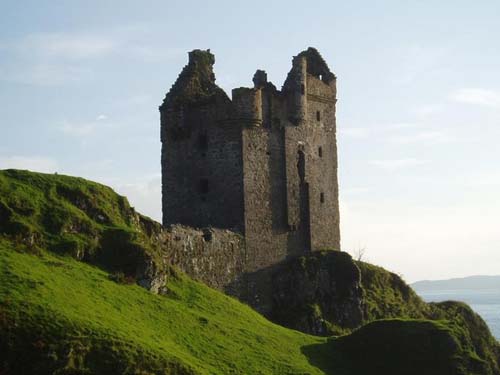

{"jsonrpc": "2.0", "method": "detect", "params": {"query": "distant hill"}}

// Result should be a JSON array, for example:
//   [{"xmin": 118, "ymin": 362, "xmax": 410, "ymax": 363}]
[{"xmin": 412, "ymin": 275, "xmax": 500, "ymax": 291}]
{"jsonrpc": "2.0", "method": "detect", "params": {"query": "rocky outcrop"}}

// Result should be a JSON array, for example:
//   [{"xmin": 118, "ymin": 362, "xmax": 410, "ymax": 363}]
[{"xmin": 269, "ymin": 251, "xmax": 363, "ymax": 335}]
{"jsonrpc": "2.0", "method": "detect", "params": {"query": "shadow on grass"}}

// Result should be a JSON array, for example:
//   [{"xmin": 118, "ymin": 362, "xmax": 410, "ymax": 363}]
[
  {"xmin": 300, "ymin": 338, "xmax": 346, "ymax": 375},
  {"xmin": 301, "ymin": 319, "xmax": 489, "ymax": 375}
]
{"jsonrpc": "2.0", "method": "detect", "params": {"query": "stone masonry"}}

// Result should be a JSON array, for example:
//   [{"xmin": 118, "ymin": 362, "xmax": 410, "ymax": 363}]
[{"xmin": 160, "ymin": 48, "xmax": 341, "ymax": 311}]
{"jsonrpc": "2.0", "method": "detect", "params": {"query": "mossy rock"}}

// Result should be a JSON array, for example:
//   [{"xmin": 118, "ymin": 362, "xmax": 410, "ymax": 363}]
[{"xmin": 0, "ymin": 169, "xmax": 166, "ymax": 285}]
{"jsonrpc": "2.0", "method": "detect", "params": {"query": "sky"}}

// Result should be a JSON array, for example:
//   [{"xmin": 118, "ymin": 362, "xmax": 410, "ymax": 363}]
[{"xmin": 1, "ymin": 0, "xmax": 499, "ymax": 282}]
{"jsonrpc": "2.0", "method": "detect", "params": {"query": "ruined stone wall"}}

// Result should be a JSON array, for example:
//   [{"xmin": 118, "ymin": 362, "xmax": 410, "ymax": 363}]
[{"xmin": 159, "ymin": 225, "xmax": 246, "ymax": 293}]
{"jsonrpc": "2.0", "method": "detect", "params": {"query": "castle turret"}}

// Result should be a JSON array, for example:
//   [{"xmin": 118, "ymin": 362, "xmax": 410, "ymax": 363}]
[
  {"xmin": 283, "ymin": 55, "xmax": 308, "ymax": 125},
  {"xmin": 232, "ymin": 87, "xmax": 263, "ymax": 127}
]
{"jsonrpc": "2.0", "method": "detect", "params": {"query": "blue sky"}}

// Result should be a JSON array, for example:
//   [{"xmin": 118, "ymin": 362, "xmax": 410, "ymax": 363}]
[{"xmin": 1, "ymin": 0, "xmax": 499, "ymax": 281}]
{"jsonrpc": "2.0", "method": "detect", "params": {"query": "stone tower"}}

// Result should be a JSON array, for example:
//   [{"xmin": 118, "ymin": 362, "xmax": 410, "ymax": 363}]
[{"xmin": 160, "ymin": 48, "xmax": 340, "ymax": 279}]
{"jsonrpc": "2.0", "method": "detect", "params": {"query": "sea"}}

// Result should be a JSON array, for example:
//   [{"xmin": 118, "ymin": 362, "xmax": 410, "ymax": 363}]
[{"xmin": 417, "ymin": 289, "xmax": 500, "ymax": 340}]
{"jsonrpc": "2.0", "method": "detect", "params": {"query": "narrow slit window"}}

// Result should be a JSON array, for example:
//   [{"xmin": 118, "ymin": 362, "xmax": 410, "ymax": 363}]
[
  {"xmin": 301, "ymin": 84, "xmax": 305, "ymax": 95},
  {"xmin": 316, "ymin": 111, "xmax": 321, "ymax": 121},
  {"xmin": 318, "ymin": 147, "xmax": 323, "ymax": 158},
  {"xmin": 320, "ymin": 192, "xmax": 325, "ymax": 204},
  {"xmin": 199, "ymin": 179, "xmax": 209, "ymax": 194},
  {"xmin": 198, "ymin": 133, "xmax": 208, "ymax": 152}
]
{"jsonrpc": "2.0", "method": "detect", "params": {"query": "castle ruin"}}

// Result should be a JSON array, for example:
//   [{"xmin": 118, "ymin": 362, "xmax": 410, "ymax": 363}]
[{"xmin": 160, "ymin": 48, "xmax": 341, "ymax": 308}]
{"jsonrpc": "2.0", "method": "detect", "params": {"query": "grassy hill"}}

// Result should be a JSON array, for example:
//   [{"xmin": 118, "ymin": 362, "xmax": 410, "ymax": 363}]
[
  {"xmin": 0, "ymin": 169, "xmax": 499, "ymax": 374},
  {"xmin": 1, "ymin": 241, "xmax": 329, "ymax": 374}
]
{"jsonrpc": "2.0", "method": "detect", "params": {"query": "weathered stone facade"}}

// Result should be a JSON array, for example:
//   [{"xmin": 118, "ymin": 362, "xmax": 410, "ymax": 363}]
[
  {"xmin": 159, "ymin": 225, "xmax": 246, "ymax": 294},
  {"xmin": 160, "ymin": 48, "xmax": 341, "ymax": 310}
]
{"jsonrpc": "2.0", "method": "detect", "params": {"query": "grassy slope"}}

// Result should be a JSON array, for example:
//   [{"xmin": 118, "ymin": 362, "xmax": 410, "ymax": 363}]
[
  {"xmin": 0, "ymin": 169, "xmax": 498, "ymax": 374},
  {"xmin": 1, "ymin": 241, "xmax": 492, "ymax": 375},
  {"xmin": 0, "ymin": 169, "xmax": 162, "ymax": 276},
  {"xmin": 356, "ymin": 261, "xmax": 431, "ymax": 321},
  {"xmin": 0, "ymin": 242, "xmax": 327, "ymax": 374}
]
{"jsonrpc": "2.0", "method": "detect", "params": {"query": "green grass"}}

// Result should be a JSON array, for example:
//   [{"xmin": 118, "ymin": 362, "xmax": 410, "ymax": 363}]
[
  {"xmin": 356, "ymin": 260, "xmax": 431, "ymax": 321},
  {"xmin": 3, "ymin": 244, "xmax": 496, "ymax": 375},
  {"xmin": 0, "ymin": 242, "xmax": 328, "ymax": 374},
  {"xmin": 0, "ymin": 169, "xmax": 165, "ymax": 280}
]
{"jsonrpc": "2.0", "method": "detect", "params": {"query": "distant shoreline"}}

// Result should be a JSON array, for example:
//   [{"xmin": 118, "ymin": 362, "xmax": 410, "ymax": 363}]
[{"xmin": 412, "ymin": 275, "xmax": 500, "ymax": 291}]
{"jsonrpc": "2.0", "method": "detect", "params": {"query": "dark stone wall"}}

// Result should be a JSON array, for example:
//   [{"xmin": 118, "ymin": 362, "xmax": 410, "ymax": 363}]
[
  {"xmin": 303, "ymin": 74, "xmax": 340, "ymax": 251},
  {"xmin": 161, "ymin": 95, "xmax": 244, "ymax": 231},
  {"xmin": 160, "ymin": 47, "xmax": 342, "ymax": 311},
  {"xmin": 159, "ymin": 225, "xmax": 246, "ymax": 293}
]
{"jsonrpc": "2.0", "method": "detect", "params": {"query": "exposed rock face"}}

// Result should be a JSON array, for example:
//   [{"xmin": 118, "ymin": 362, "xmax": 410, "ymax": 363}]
[{"xmin": 269, "ymin": 251, "xmax": 363, "ymax": 335}]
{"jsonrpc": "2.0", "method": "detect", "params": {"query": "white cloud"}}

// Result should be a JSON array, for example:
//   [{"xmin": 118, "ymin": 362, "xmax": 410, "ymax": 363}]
[
  {"xmin": 59, "ymin": 122, "xmax": 97, "ymax": 137},
  {"xmin": 392, "ymin": 45, "xmax": 449, "ymax": 85},
  {"xmin": 368, "ymin": 158, "xmax": 429, "ymax": 170},
  {"xmin": 20, "ymin": 32, "xmax": 116, "ymax": 60},
  {"xmin": 383, "ymin": 122, "xmax": 420, "ymax": 130},
  {"xmin": 451, "ymin": 88, "xmax": 500, "ymax": 108},
  {"xmin": 0, "ymin": 156, "xmax": 59, "ymax": 173},
  {"xmin": 58, "ymin": 116, "xmax": 114, "ymax": 137},
  {"xmin": 342, "ymin": 187, "xmax": 372, "ymax": 195},
  {"xmin": 121, "ymin": 94, "xmax": 155, "ymax": 108},
  {"xmin": 0, "ymin": 62, "xmax": 92, "ymax": 86},
  {"xmin": 0, "ymin": 29, "xmax": 185, "ymax": 86},
  {"xmin": 339, "ymin": 127, "xmax": 370, "ymax": 138},
  {"xmin": 387, "ymin": 130, "xmax": 451, "ymax": 144},
  {"xmin": 413, "ymin": 104, "xmax": 443, "ymax": 117}
]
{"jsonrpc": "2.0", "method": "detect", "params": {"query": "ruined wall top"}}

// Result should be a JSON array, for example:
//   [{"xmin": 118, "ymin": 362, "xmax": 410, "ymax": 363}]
[
  {"xmin": 160, "ymin": 49, "xmax": 228, "ymax": 110},
  {"xmin": 283, "ymin": 47, "xmax": 336, "ymax": 91},
  {"xmin": 160, "ymin": 47, "xmax": 337, "ymax": 128}
]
